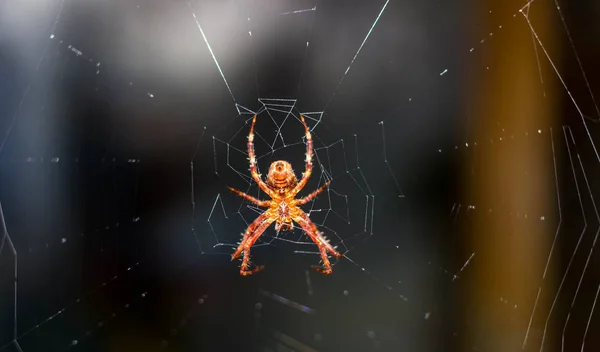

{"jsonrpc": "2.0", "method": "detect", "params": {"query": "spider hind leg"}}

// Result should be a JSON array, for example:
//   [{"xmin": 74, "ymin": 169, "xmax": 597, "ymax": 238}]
[
  {"xmin": 232, "ymin": 214, "xmax": 274, "ymax": 276},
  {"xmin": 240, "ymin": 264, "xmax": 265, "ymax": 276},
  {"xmin": 293, "ymin": 210, "xmax": 343, "ymax": 275},
  {"xmin": 310, "ymin": 240, "xmax": 334, "ymax": 274}
]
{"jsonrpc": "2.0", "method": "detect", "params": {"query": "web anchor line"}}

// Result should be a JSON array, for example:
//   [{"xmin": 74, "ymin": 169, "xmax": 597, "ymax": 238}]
[
  {"xmin": 522, "ymin": 128, "xmax": 562, "ymax": 350},
  {"xmin": 537, "ymin": 127, "xmax": 588, "ymax": 352},
  {"xmin": 188, "ymin": 2, "xmax": 237, "ymax": 107},
  {"xmin": 520, "ymin": 4, "xmax": 600, "ymax": 163},
  {"xmin": 323, "ymin": 0, "xmax": 390, "ymax": 112},
  {"xmin": 0, "ymin": 202, "xmax": 20, "ymax": 352},
  {"xmin": 553, "ymin": 0, "xmax": 600, "ymax": 122},
  {"xmin": 563, "ymin": 126, "xmax": 600, "ymax": 352}
]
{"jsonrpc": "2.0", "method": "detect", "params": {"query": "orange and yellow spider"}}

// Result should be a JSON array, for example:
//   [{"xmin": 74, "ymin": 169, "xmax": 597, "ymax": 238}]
[{"xmin": 228, "ymin": 114, "xmax": 343, "ymax": 276}]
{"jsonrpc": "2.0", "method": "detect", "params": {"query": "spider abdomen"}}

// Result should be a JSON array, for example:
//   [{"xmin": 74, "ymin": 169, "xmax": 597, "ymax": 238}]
[{"xmin": 267, "ymin": 160, "xmax": 298, "ymax": 189}]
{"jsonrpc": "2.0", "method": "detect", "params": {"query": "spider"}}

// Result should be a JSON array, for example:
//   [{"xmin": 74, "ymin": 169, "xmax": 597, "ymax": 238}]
[{"xmin": 227, "ymin": 114, "xmax": 343, "ymax": 276}]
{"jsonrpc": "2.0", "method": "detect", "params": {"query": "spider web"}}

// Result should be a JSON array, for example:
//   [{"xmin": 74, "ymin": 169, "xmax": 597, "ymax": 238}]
[{"xmin": 2, "ymin": 0, "xmax": 600, "ymax": 351}]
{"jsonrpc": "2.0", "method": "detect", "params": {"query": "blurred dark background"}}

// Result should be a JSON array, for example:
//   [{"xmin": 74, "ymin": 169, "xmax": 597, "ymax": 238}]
[{"xmin": 1, "ymin": 0, "xmax": 600, "ymax": 351}]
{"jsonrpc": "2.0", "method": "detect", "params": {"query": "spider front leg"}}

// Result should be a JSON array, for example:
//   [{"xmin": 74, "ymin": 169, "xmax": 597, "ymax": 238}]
[
  {"xmin": 291, "ymin": 114, "xmax": 313, "ymax": 196},
  {"xmin": 232, "ymin": 213, "xmax": 275, "ymax": 276},
  {"xmin": 247, "ymin": 115, "xmax": 274, "ymax": 197},
  {"xmin": 293, "ymin": 209, "xmax": 343, "ymax": 275}
]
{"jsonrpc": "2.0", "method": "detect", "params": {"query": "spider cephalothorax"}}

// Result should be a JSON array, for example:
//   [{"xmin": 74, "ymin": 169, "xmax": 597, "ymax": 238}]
[{"xmin": 227, "ymin": 114, "xmax": 343, "ymax": 276}]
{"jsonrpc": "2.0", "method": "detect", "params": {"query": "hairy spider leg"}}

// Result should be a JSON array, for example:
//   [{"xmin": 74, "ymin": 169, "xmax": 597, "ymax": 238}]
[
  {"xmin": 293, "ymin": 210, "xmax": 343, "ymax": 275},
  {"xmin": 232, "ymin": 214, "xmax": 274, "ymax": 276},
  {"xmin": 297, "ymin": 181, "xmax": 330, "ymax": 205},
  {"xmin": 232, "ymin": 213, "xmax": 267, "ymax": 261},
  {"xmin": 248, "ymin": 115, "xmax": 274, "ymax": 197},
  {"xmin": 291, "ymin": 114, "xmax": 313, "ymax": 196},
  {"xmin": 227, "ymin": 187, "xmax": 270, "ymax": 207}
]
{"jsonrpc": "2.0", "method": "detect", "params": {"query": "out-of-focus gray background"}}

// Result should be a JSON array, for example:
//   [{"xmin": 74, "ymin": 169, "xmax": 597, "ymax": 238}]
[{"xmin": 1, "ymin": 0, "xmax": 600, "ymax": 351}]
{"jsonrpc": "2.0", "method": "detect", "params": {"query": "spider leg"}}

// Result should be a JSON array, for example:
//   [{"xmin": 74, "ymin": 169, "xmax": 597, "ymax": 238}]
[
  {"xmin": 292, "ymin": 209, "xmax": 343, "ymax": 275},
  {"xmin": 248, "ymin": 115, "xmax": 275, "ymax": 197},
  {"xmin": 238, "ymin": 219, "xmax": 274, "ymax": 276},
  {"xmin": 231, "ymin": 213, "xmax": 266, "ymax": 261},
  {"xmin": 227, "ymin": 187, "xmax": 270, "ymax": 207},
  {"xmin": 291, "ymin": 114, "xmax": 313, "ymax": 196},
  {"xmin": 231, "ymin": 212, "xmax": 275, "ymax": 276},
  {"xmin": 296, "ymin": 181, "xmax": 330, "ymax": 205}
]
